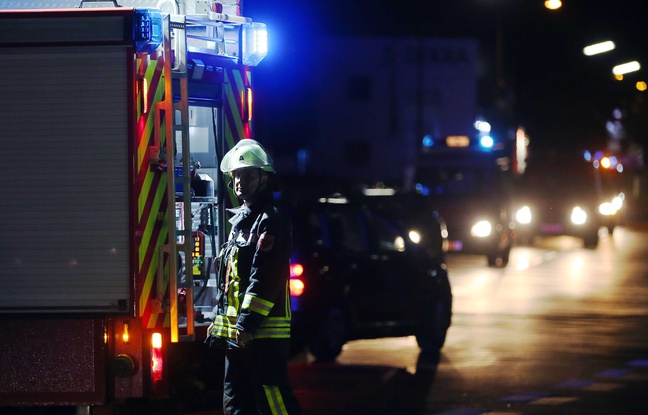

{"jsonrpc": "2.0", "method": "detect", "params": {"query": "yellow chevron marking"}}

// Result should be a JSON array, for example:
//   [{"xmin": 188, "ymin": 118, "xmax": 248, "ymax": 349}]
[{"xmin": 138, "ymin": 174, "xmax": 167, "ymax": 270}]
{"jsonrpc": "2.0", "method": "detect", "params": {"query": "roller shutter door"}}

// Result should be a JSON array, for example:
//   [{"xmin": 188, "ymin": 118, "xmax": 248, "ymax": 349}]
[{"xmin": 0, "ymin": 47, "xmax": 131, "ymax": 313}]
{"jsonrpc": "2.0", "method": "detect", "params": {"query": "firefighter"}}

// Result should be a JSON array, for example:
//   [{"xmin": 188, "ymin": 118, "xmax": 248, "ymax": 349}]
[{"xmin": 207, "ymin": 139, "xmax": 301, "ymax": 415}]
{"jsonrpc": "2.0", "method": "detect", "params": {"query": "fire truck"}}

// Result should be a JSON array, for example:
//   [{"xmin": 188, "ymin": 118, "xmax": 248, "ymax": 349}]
[{"xmin": 0, "ymin": 0, "xmax": 267, "ymax": 411}]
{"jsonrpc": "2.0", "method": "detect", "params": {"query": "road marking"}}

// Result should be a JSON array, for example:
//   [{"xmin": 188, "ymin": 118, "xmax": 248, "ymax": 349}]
[
  {"xmin": 556, "ymin": 379, "xmax": 594, "ymax": 388},
  {"xmin": 581, "ymin": 382, "xmax": 623, "ymax": 392},
  {"xmin": 595, "ymin": 368, "xmax": 632, "ymax": 378},
  {"xmin": 499, "ymin": 392, "xmax": 549, "ymax": 402},
  {"xmin": 431, "ymin": 409, "xmax": 490, "ymax": 415},
  {"xmin": 530, "ymin": 396, "xmax": 579, "ymax": 405},
  {"xmin": 513, "ymin": 250, "xmax": 559, "ymax": 270},
  {"xmin": 627, "ymin": 359, "xmax": 648, "ymax": 367}
]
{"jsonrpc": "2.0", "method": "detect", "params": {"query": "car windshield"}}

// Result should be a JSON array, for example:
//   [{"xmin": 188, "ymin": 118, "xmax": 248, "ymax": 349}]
[
  {"xmin": 415, "ymin": 165, "xmax": 504, "ymax": 199},
  {"xmin": 520, "ymin": 160, "xmax": 605, "ymax": 200}
]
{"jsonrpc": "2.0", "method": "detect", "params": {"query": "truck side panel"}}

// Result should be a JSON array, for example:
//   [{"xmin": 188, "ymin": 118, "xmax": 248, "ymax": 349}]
[
  {"xmin": 0, "ymin": 318, "xmax": 105, "ymax": 405},
  {"xmin": 1, "ymin": 46, "xmax": 131, "ymax": 313}
]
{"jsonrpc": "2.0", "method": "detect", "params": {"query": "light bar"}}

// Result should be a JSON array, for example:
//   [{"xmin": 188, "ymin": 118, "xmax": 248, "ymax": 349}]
[
  {"xmin": 242, "ymin": 22, "xmax": 268, "ymax": 66},
  {"xmin": 446, "ymin": 135, "xmax": 470, "ymax": 147},
  {"xmin": 363, "ymin": 188, "xmax": 396, "ymax": 196},
  {"xmin": 134, "ymin": 8, "xmax": 163, "ymax": 53}
]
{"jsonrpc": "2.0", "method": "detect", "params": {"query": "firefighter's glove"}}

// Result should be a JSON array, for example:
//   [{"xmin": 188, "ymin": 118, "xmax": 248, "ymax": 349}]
[{"xmin": 236, "ymin": 329, "xmax": 254, "ymax": 348}]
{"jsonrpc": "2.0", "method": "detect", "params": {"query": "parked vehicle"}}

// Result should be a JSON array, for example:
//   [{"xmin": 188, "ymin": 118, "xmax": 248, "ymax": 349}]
[
  {"xmin": 359, "ymin": 187, "xmax": 448, "ymax": 264},
  {"xmin": 277, "ymin": 178, "xmax": 453, "ymax": 361},
  {"xmin": 0, "ymin": 3, "xmax": 268, "ymax": 410}
]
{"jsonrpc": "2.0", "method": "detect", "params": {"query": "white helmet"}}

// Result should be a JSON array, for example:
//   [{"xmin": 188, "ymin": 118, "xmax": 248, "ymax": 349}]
[{"xmin": 220, "ymin": 139, "xmax": 275, "ymax": 174}]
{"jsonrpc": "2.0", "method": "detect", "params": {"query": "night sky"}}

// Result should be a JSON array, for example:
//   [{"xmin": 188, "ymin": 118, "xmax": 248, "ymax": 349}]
[{"xmin": 245, "ymin": 0, "xmax": 648, "ymax": 159}]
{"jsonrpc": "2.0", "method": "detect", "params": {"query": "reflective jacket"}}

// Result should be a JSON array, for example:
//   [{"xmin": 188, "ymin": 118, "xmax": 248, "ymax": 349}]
[{"xmin": 208, "ymin": 199, "xmax": 292, "ymax": 346}]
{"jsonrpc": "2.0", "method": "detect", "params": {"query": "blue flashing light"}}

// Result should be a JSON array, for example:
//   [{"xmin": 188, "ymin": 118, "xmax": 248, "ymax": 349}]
[
  {"xmin": 415, "ymin": 183, "xmax": 430, "ymax": 196},
  {"xmin": 422, "ymin": 134, "xmax": 434, "ymax": 147},
  {"xmin": 479, "ymin": 135, "xmax": 494, "ymax": 149},
  {"xmin": 242, "ymin": 22, "xmax": 268, "ymax": 67},
  {"xmin": 134, "ymin": 9, "xmax": 163, "ymax": 54},
  {"xmin": 583, "ymin": 150, "xmax": 592, "ymax": 161}
]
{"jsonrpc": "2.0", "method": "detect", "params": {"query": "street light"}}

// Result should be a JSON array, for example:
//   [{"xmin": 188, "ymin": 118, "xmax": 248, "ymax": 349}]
[
  {"xmin": 544, "ymin": 0, "xmax": 562, "ymax": 10},
  {"xmin": 583, "ymin": 41, "xmax": 616, "ymax": 56},
  {"xmin": 612, "ymin": 61, "xmax": 641, "ymax": 76}
]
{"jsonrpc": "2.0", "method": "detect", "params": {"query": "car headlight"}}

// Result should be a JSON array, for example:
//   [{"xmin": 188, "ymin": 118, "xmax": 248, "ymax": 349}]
[
  {"xmin": 612, "ymin": 195, "xmax": 623, "ymax": 210},
  {"xmin": 471, "ymin": 220, "xmax": 492, "ymax": 238},
  {"xmin": 571, "ymin": 206, "xmax": 587, "ymax": 225},
  {"xmin": 515, "ymin": 206, "xmax": 532, "ymax": 224},
  {"xmin": 408, "ymin": 230, "xmax": 422, "ymax": 244},
  {"xmin": 394, "ymin": 236, "xmax": 405, "ymax": 252},
  {"xmin": 598, "ymin": 202, "xmax": 616, "ymax": 216},
  {"xmin": 599, "ymin": 194, "xmax": 624, "ymax": 216}
]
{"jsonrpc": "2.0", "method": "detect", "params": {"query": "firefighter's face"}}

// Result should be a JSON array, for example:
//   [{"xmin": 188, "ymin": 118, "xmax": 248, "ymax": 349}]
[{"xmin": 232, "ymin": 167, "xmax": 266, "ymax": 201}]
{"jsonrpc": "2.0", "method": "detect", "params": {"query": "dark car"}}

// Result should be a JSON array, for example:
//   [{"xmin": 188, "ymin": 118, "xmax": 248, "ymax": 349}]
[
  {"xmin": 512, "ymin": 153, "xmax": 624, "ymax": 248},
  {"xmin": 415, "ymin": 148, "xmax": 515, "ymax": 267},
  {"xmin": 277, "ymin": 178, "xmax": 452, "ymax": 362},
  {"xmin": 359, "ymin": 187, "xmax": 447, "ymax": 264}
]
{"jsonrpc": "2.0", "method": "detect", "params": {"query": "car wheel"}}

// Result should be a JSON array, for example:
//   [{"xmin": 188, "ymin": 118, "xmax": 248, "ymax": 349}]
[
  {"xmin": 416, "ymin": 298, "xmax": 451, "ymax": 353},
  {"xmin": 583, "ymin": 232, "xmax": 599, "ymax": 249},
  {"xmin": 307, "ymin": 306, "xmax": 349, "ymax": 362},
  {"xmin": 487, "ymin": 245, "xmax": 510, "ymax": 268}
]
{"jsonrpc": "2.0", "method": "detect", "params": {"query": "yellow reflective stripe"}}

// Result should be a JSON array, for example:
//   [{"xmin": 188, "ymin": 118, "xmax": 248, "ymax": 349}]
[
  {"xmin": 226, "ymin": 249, "xmax": 240, "ymax": 316},
  {"xmin": 260, "ymin": 317, "xmax": 291, "ymax": 327},
  {"xmin": 242, "ymin": 294, "xmax": 274, "ymax": 316},
  {"xmin": 263, "ymin": 385, "xmax": 288, "ymax": 415},
  {"xmin": 284, "ymin": 282, "xmax": 291, "ymax": 317},
  {"xmin": 254, "ymin": 328, "xmax": 291, "ymax": 339},
  {"xmin": 255, "ymin": 317, "xmax": 291, "ymax": 338},
  {"xmin": 209, "ymin": 315, "xmax": 237, "ymax": 339}
]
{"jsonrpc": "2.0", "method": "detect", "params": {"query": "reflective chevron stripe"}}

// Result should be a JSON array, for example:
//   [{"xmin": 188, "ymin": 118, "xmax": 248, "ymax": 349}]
[{"xmin": 242, "ymin": 293, "xmax": 274, "ymax": 316}]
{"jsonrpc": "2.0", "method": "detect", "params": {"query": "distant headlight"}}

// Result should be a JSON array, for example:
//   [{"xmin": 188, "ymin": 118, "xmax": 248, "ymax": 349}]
[
  {"xmin": 394, "ymin": 236, "xmax": 405, "ymax": 252},
  {"xmin": 471, "ymin": 220, "xmax": 492, "ymax": 238},
  {"xmin": 571, "ymin": 206, "xmax": 587, "ymax": 225},
  {"xmin": 598, "ymin": 202, "xmax": 616, "ymax": 216},
  {"xmin": 599, "ymin": 194, "xmax": 624, "ymax": 215},
  {"xmin": 612, "ymin": 196, "xmax": 623, "ymax": 210},
  {"xmin": 408, "ymin": 230, "xmax": 422, "ymax": 244},
  {"xmin": 515, "ymin": 206, "xmax": 532, "ymax": 224}
]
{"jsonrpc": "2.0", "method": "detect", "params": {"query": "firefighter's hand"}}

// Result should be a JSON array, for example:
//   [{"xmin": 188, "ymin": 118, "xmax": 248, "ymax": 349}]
[{"xmin": 236, "ymin": 330, "xmax": 254, "ymax": 348}]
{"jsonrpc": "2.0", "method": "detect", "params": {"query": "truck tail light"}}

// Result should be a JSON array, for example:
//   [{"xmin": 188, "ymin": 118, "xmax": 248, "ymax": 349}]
[
  {"xmin": 150, "ymin": 332, "xmax": 163, "ymax": 383},
  {"xmin": 290, "ymin": 278, "xmax": 305, "ymax": 297}
]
